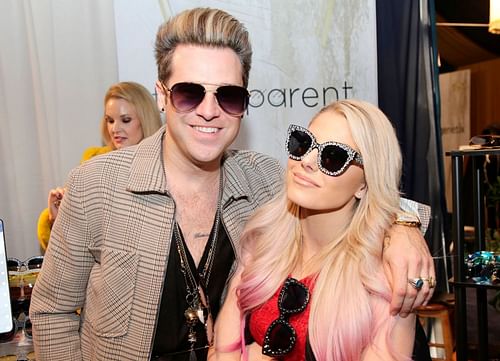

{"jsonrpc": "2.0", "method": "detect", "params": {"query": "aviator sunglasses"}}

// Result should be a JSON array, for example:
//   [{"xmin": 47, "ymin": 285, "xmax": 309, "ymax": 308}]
[
  {"xmin": 164, "ymin": 82, "xmax": 250, "ymax": 116},
  {"xmin": 262, "ymin": 277, "xmax": 310, "ymax": 357},
  {"xmin": 286, "ymin": 124, "xmax": 363, "ymax": 176}
]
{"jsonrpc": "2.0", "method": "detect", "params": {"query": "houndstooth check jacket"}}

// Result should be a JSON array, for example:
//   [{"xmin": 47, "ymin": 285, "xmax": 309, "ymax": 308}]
[{"xmin": 29, "ymin": 126, "xmax": 284, "ymax": 361}]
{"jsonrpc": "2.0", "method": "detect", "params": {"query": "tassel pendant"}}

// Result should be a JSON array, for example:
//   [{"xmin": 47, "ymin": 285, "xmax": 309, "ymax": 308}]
[
  {"xmin": 189, "ymin": 348, "xmax": 197, "ymax": 361},
  {"xmin": 185, "ymin": 306, "xmax": 198, "ymax": 360}
]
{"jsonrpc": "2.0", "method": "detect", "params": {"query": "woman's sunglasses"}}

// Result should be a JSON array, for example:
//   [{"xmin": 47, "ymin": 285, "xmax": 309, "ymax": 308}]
[
  {"xmin": 262, "ymin": 277, "xmax": 310, "ymax": 357},
  {"xmin": 7, "ymin": 256, "xmax": 43, "ymax": 300},
  {"xmin": 164, "ymin": 82, "xmax": 250, "ymax": 116},
  {"xmin": 286, "ymin": 124, "xmax": 363, "ymax": 176}
]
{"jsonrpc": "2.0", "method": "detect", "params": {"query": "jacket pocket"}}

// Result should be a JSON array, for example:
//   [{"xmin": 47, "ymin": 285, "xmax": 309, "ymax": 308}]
[{"xmin": 85, "ymin": 247, "xmax": 139, "ymax": 337}]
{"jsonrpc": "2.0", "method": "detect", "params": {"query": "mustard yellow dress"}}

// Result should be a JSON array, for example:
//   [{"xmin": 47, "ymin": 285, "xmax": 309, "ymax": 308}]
[{"xmin": 37, "ymin": 146, "xmax": 112, "ymax": 250}]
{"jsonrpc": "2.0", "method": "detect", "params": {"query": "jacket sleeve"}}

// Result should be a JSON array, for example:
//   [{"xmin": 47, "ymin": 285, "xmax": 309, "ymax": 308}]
[
  {"xmin": 30, "ymin": 166, "xmax": 94, "ymax": 361},
  {"xmin": 37, "ymin": 208, "xmax": 51, "ymax": 251},
  {"xmin": 399, "ymin": 198, "xmax": 432, "ymax": 235}
]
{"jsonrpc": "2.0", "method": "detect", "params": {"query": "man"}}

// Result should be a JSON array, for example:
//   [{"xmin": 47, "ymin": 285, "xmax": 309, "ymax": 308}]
[{"xmin": 30, "ymin": 7, "xmax": 434, "ymax": 361}]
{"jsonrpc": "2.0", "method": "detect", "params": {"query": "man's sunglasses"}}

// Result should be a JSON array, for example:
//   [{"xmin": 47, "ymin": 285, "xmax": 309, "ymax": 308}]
[
  {"xmin": 164, "ymin": 82, "xmax": 249, "ymax": 116},
  {"xmin": 286, "ymin": 124, "xmax": 363, "ymax": 176},
  {"xmin": 262, "ymin": 277, "xmax": 310, "ymax": 357}
]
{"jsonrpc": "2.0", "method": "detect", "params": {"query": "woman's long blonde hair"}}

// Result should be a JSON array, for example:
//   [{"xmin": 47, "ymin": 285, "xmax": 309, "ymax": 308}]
[{"xmin": 237, "ymin": 100, "xmax": 403, "ymax": 360}]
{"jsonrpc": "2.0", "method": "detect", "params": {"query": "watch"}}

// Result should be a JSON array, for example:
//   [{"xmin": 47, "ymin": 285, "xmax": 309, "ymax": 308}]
[{"xmin": 394, "ymin": 211, "xmax": 421, "ymax": 227}]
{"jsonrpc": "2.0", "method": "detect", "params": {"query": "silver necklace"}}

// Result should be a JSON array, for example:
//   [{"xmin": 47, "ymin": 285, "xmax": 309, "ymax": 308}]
[{"xmin": 173, "ymin": 173, "xmax": 222, "ymax": 355}]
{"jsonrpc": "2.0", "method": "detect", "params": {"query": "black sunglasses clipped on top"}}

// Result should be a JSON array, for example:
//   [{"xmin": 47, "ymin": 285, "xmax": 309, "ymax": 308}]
[
  {"xmin": 286, "ymin": 124, "xmax": 364, "ymax": 177},
  {"xmin": 262, "ymin": 277, "xmax": 310, "ymax": 357},
  {"xmin": 165, "ymin": 82, "xmax": 250, "ymax": 116}
]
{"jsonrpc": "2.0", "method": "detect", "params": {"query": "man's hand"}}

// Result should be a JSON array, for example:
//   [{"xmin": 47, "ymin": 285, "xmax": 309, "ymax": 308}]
[{"xmin": 383, "ymin": 225, "xmax": 435, "ymax": 317}]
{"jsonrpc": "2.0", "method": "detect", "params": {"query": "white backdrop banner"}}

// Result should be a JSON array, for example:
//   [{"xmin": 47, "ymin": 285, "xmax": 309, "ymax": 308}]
[{"xmin": 114, "ymin": 0, "xmax": 378, "ymax": 163}]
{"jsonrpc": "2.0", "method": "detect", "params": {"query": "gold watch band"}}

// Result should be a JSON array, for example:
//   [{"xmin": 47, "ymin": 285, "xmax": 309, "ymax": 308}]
[{"xmin": 394, "ymin": 211, "xmax": 422, "ymax": 227}]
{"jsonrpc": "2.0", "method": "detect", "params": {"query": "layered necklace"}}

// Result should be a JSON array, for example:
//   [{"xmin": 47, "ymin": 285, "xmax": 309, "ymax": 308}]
[{"xmin": 173, "ymin": 173, "xmax": 222, "ymax": 359}]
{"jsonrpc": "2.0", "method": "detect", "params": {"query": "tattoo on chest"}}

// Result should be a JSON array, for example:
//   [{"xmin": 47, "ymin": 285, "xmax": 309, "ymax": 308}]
[{"xmin": 194, "ymin": 232, "xmax": 210, "ymax": 239}]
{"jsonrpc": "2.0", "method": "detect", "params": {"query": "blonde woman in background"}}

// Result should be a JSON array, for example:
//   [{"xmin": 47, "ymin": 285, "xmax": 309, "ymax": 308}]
[
  {"xmin": 37, "ymin": 81, "xmax": 162, "ymax": 250},
  {"xmin": 215, "ymin": 99, "xmax": 433, "ymax": 361}
]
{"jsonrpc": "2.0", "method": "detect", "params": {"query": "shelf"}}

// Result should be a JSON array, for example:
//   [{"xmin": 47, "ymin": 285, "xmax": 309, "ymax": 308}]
[
  {"xmin": 446, "ymin": 148, "xmax": 500, "ymax": 156},
  {"xmin": 449, "ymin": 277, "xmax": 500, "ymax": 290},
  {"xmin": 448, "ymin": 149, "xmax": 498, "ymax": 361}
]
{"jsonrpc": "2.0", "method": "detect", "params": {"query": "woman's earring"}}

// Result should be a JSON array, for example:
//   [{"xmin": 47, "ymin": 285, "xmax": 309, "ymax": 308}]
[
  {"xmin": 355, "ymin": 185, "xmax": 367, "ymax": 200},
  {"xmin": 161, "ymin": 107, "xmax": 165, "ymax": 112}
]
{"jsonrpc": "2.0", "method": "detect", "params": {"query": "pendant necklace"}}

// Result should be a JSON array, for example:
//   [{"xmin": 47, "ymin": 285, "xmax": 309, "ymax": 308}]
[{"xmin": 173, "ymin": 173, "xmax": 222, "ymax": 359}]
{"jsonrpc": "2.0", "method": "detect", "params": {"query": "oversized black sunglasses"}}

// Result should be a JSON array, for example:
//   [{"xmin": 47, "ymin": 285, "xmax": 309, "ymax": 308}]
[
  {"xmin": 165, "ymin": 82, "xmax": 249, "ymax": 116},
  {"xmin": 262, "ymin": 277, "xmax": 310, "ymax": 357},
  {"xmin": 286, "ymin": 124, "xmax": 363, "ymax": 176}
]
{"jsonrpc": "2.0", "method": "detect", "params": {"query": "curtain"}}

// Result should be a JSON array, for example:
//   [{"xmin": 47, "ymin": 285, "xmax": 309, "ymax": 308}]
[
  {"xmin": 0, "ymin": 0, "xmax": 118, "ymax": 258},
  {"xmin": 376, "ymin": 0, "xmax": 451, "ymax": 292}
]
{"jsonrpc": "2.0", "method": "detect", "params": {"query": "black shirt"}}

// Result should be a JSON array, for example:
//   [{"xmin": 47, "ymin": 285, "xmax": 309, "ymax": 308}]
[{"xmin": 151, "ymin": 220, "xmax": 235, "ymax": 361}]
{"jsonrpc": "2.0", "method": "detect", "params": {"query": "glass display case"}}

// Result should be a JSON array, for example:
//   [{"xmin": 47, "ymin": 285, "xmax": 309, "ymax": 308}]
[{"xmin": 448, "ymin": 148, "xmax": 500, "ymax": 361}]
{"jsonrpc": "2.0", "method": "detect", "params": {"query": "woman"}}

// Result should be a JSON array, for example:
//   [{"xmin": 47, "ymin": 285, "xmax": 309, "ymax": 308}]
[
  {"xmin": 215, "ymin": 100, "xmax": 428, "ymax": 360},
  {"xmin": 37, "ymin": 81, "xmax": 162, "ymax": 250}
]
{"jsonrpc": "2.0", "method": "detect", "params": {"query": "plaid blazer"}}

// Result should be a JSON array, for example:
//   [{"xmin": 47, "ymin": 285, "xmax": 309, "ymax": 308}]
[{"xmin": 30, "ymin": 126, "xmax": 284, "ymax": 360}]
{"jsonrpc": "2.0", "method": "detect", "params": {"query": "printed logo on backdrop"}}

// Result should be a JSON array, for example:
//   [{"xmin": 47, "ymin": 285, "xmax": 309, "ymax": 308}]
[
  {"xmin": 113, "ymin": 0, "xmax": 377, "ymax": 163},
  {"xmin": 248, "ymin": 81, "xmax": 354, "ymax": 111}
]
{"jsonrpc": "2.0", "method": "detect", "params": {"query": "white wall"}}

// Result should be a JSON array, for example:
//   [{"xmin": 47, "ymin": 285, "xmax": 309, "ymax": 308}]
[{"xmin": 0, "ymin": 0, "xmax": 118, "ymax": 259}]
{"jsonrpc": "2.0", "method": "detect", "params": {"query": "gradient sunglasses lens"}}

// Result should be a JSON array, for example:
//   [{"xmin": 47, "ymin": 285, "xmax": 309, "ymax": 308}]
[
  {"xmin": 169, "ymin": 82, "xmax": 249, "ymax": 115},
  {"xmin": 169, "ymin": 83, "xmax": 205, "ymax": 112},
  {"xmin": 215, "ymin": 85, "xmax": 249, "ymax": 115}
]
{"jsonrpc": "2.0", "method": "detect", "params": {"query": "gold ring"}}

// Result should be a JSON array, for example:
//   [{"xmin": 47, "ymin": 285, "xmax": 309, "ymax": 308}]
[
  {"xmin": 383, "ymin": 235, "xmax": 391, "ymax": 250},
  {"xmin": 422, "ymin": 276, "xmax": 436, "ymax": 288},
  {"xmin": 53, "ymin": 200, "xmax": 61, "ymax": 208}
]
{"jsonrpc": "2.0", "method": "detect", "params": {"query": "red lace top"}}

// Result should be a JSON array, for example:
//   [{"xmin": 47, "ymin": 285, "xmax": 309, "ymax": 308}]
[{"xmin": 248, "ymin": 275, "xmax": 316, "ymax": 361}]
